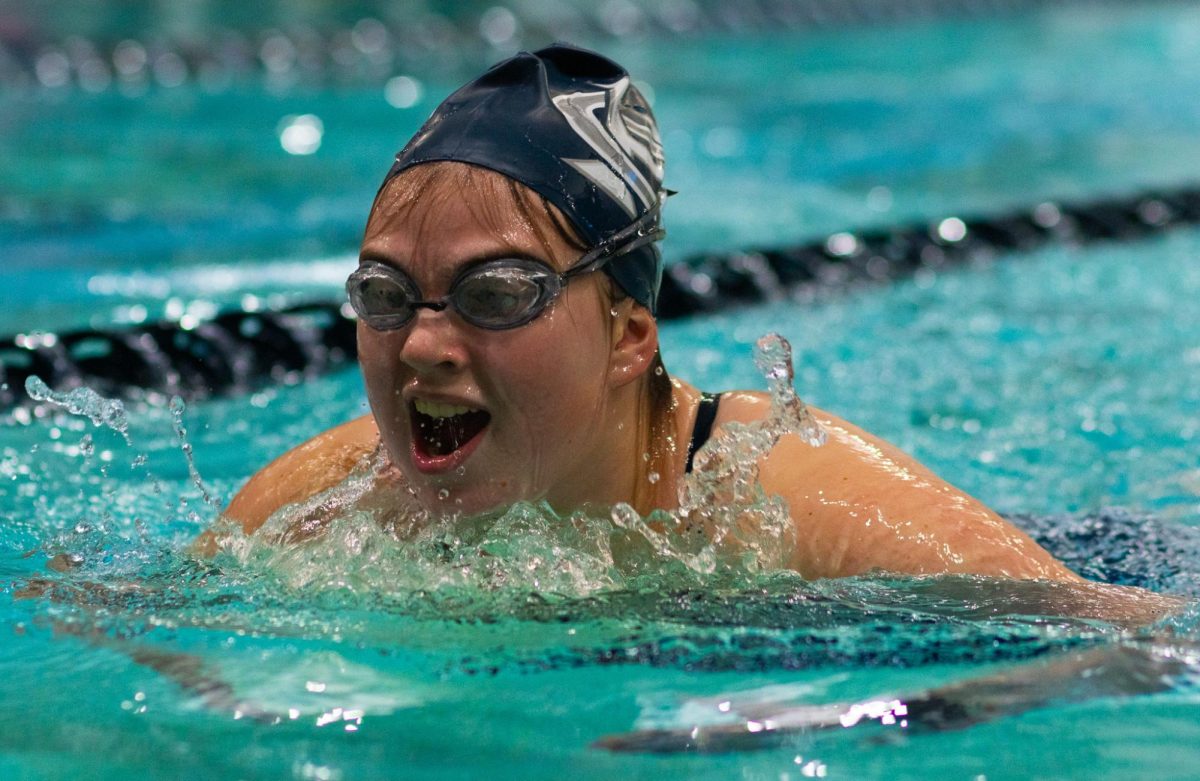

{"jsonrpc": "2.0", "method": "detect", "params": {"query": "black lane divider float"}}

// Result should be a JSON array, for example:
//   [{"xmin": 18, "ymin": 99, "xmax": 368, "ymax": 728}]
[{"xmin": 3, "ymin": 185, "xmax": 1199, "ymax": 411}]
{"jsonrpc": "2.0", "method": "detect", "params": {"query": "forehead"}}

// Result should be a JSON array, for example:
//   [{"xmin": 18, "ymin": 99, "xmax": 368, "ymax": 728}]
[{"xmin": 361, "ymin": 162, "xmax": 581, "ymax": 273}]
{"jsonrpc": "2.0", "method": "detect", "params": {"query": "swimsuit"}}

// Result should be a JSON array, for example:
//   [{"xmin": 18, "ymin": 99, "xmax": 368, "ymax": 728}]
[{"xmin": 685, "ymin": 392, "xmax": 722, "ymax": 474}]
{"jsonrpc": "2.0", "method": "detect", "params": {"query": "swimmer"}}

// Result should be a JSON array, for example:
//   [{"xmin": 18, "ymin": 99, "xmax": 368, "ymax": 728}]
[{"xmin": 212, "ymin": 45, "xmax": 1163, "ymax": 603}]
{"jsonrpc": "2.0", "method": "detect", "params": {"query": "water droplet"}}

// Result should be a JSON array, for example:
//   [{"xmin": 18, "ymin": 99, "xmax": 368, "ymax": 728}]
[
  {"xmin": 611, "ymin": 503, "xmax": 639, "ymax": 529},
  {"xmin": 648, "ymin": 471, "xmax": 660, "ymax": 484}
]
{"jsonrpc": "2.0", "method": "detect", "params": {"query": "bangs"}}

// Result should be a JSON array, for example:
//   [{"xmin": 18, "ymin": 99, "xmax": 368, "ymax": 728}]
[{"xmin": 367, "ymin": 162, "xmax": 588, "ymax": 268}]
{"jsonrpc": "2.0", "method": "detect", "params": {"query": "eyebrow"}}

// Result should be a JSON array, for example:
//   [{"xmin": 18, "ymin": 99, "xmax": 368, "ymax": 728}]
[{"xmin": 356, "ymin": 248, "xmax": 556, "ymax": 272}]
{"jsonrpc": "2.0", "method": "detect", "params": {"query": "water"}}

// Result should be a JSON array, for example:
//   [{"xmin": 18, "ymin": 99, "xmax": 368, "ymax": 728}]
[{"xmin": 4, "ymin": 3, "xmax": 1200, "ymax": 779}]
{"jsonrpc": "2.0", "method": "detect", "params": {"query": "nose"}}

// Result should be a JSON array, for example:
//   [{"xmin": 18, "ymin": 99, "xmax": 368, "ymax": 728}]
[{"xmin": 396, "ymin": 308, "xmax": 468, "ymax": 375}]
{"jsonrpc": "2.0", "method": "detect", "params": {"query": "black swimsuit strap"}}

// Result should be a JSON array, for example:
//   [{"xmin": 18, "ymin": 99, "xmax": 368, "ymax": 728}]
[{"xmin": 685, "ymin": 392, "xmax": 721, "ymax": 474}]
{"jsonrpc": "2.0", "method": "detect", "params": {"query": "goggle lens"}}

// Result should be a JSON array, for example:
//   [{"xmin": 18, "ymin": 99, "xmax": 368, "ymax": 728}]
[
  {"xmin": 347, "ymin": 260, "xmax": 560, "ymax": 331},
  {"xmin": 452, "ymin": 265, "xmax": 554, "ymax": 328},
  {"xmin": 352, "ymin": 273, "xmax": 419, "ymax": 328}
]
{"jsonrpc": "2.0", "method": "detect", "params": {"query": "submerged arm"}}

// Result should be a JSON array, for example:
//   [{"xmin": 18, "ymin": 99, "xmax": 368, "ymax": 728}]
[{"xmin": 596, "ymin": 639, "xmax": 1194, "ymax": 753}]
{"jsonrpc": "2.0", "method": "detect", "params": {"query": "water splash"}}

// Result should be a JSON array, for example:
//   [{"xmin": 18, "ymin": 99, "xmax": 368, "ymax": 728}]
[
  {"xmin": 223, "ymin": 333, "xmax": 828, "ymax": 600},
  {"xmin": 22, "ymin": 376, "xmax": 217, "ymax": 531},
  {"xmin": 753, "ymin": 333, "xmax": 826, "ymax": 448},
  {"xmin": 169, "ymin": 396, "xmax": 222, "ymax": 509},
  {"xmin": 25, "ymin": 376, "xmax": 130, "ymax": 442}
]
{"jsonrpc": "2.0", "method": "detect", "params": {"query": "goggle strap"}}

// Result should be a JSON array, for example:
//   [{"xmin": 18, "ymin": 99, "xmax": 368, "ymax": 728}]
[{"xmin": 563, "ymin": 204, "xmax": 666, "ymax": 280}]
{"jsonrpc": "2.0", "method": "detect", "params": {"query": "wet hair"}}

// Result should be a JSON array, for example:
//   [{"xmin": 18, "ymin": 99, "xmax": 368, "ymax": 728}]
[{"xmin": 366, "ymin": 161, "xmax": 676, "ymax": 513}]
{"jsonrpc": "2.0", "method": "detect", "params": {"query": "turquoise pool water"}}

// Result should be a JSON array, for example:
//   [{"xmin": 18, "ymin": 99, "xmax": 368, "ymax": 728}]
[{"xmin": 4, "ymin": 3, "xmax": 1200, "ymax": 779}]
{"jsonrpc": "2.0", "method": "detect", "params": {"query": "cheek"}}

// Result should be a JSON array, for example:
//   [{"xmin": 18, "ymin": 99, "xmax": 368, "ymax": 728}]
[
  {"xmin": 356, "ymin": 327, "xmax": 406, "ymax": 421},
  {"xmin": 358, "ymin": 329, "xmax": 387, "ymax": 385},
  {"xmin": 483, "ymin": 304, "xmax": 612, "ymax": 425}
]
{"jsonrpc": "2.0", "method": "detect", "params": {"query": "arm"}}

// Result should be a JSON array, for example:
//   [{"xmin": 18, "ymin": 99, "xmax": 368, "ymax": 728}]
[
  {"xmin": 191, "ymin": 415, "xmax": 380, "ymax": 555},
  {"xmin": 717, "ymin": 392, "xmax": 1079, "ymax": 581},
  {"xmin": 720, "ymin": 393, "xmax": 1181, "ymax": 623}
]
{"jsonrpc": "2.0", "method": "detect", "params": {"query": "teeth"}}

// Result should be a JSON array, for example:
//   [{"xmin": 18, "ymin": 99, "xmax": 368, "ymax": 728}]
[{"xmin": 414, "ymin": 399, "xmax": 479, "ymax": 418}]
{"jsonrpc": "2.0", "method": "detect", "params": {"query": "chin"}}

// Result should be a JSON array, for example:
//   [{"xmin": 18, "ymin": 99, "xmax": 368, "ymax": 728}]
[
  {"xmin": 408, "ymin": 474, "xmax": 522, "ymax": 520},
  {"xmin": 383, "ymin": 432, "xmax": 538, "ymax": 520}
]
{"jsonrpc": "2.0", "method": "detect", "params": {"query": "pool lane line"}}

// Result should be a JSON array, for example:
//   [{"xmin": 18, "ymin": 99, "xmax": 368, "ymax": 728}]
[{"xmin": 2, "ymin": 184, "xmax": 1199, "ymax": 410}]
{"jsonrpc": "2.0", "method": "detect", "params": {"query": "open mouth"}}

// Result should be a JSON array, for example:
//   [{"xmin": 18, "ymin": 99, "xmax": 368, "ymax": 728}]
[{"xmin": 411, "ymin": 399, "xmax": 491, "ymax": 459}]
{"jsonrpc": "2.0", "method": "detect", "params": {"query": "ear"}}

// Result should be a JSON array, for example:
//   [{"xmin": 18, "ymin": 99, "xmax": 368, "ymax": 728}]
[{"xmin": 607, "ymin": 302, "xmax": 659, "ymax": 389}]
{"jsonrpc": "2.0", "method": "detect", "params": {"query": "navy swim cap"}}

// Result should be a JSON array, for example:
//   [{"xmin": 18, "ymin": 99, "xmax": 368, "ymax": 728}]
[{"xmin": 383, "ymin": 44, "xmax": 667, "ymax": 312}]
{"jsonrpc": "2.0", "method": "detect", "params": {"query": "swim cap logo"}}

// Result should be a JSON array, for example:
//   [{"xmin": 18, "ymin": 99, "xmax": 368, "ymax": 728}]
[{"xmin": 551, "ymin": 77, "xmax": 664, "ymax": 218}]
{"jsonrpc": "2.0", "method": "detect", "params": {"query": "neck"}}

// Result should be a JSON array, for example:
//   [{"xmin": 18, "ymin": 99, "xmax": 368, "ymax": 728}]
[
  {"xmin": 552, "ymin": 378, "xmax": 646, "ymax": 514},
  {"xmin": 546, "ymin": 377, "xmax": 702, "ymax": 517}
]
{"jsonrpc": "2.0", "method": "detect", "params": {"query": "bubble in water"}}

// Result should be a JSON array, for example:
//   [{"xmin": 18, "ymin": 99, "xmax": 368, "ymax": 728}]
[
  {"xmin": 437, "ymin": 489, "xmax": 450, "ymax": 500},
  {"xmin": 78, "ymin": 434, "xmax": 94, "ymax": 457},
  {"xmin": 648, "ymin": 471, "xmax": 660, "ymax": 484}
]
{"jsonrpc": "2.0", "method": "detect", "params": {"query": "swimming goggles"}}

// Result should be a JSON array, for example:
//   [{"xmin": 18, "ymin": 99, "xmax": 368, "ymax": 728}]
[{"xmin": 346, "ymin": 206, "xmax": 664, "ymax": 331}]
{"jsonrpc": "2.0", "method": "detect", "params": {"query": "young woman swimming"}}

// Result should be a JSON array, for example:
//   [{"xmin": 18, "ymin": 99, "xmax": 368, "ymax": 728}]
[{"xmin": 222, "ymin": 44, "xmax": 1095, "ymax": 583}]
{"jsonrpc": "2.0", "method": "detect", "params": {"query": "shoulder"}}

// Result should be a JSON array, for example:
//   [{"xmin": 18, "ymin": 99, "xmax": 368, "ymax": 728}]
[{"xmin": 222, "ymin": 414, "xmax": 381, "ymax": 536}]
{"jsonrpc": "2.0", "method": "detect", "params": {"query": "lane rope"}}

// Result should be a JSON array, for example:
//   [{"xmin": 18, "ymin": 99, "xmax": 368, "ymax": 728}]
[{"xmin": 3, "ymin": 184, "xmax": 1198, "ymax": 409}]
